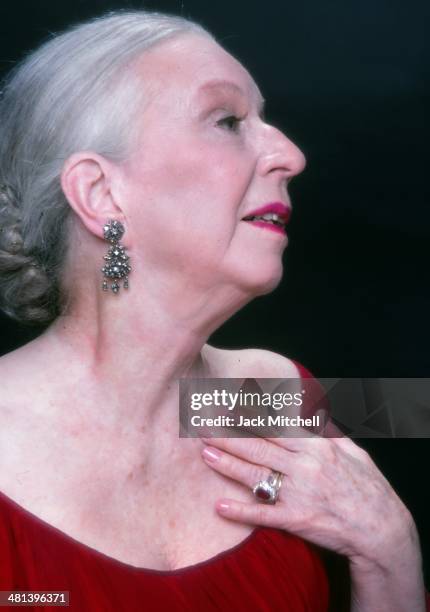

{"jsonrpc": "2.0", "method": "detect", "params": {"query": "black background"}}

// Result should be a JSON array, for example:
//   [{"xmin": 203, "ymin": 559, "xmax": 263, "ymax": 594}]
[{"xmin": 0, "ymin": 0, "xmax": 429, "ymax": 588}]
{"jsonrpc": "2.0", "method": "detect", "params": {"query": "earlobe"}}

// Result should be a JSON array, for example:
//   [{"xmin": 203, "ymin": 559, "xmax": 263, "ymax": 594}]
[{"xmin": 60, "ymin": 151, "xmax": 123, "ymax": 240}]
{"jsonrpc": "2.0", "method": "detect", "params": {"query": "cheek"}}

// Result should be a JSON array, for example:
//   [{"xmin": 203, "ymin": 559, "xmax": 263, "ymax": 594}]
[
  {"xmin": 122, "ymin": 129, "xmax": 257, "ymax": 278},
  {"xmin": 134, "ymin": 142, "xmax": 252, "ymax": 235}
]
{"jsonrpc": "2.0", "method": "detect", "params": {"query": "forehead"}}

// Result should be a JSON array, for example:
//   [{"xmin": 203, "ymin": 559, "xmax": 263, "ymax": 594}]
[{"xmin": 136, "ymin": 33, "xmax": 264, "ymax": 110}]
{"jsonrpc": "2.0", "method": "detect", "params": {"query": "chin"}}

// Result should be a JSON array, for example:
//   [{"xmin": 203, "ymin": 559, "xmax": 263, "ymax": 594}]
[
  {"xmin": 255, "ymin": 273, "xmax": 283, "ymax": 296},
  {"xmin": 235, "ymin": 262, "xmax": 284, "ymax": 296}
]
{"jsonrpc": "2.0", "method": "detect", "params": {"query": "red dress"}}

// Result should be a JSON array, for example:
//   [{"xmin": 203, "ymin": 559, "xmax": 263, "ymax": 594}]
[{"xmin": 0, "ymin": 363, "xmax": 428, "ymax": 611}]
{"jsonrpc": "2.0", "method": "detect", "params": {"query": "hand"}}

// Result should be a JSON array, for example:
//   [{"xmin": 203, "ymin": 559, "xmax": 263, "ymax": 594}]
[{"xmin": 200, "ymin": 430, "xmax": 416, "ymax": 567}]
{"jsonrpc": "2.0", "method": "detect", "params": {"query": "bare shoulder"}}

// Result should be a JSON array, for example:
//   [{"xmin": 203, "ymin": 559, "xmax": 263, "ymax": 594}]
[
  {"xmin": 0, "ymin": 344, "xmax": 53, "ymax": 463},
  {"xmin": 0, "ymin": 351, "xmax": 34, "ymax": 494},
  {"xmin": 0, "ymin": 344, "xmax": 40, "ymax": 417},
  {"xmin": 203, "ymin": 343, "xmax": 300, "ymax": 378},
  {"xmin": 0, "ymin": 350, "xmax": 24, "ymax": 420}
]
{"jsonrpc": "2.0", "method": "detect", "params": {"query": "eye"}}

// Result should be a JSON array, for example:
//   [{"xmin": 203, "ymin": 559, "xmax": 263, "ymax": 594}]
[{"xmin": 216, "ymin": 115, "xmax": 242, "ymax": 133}]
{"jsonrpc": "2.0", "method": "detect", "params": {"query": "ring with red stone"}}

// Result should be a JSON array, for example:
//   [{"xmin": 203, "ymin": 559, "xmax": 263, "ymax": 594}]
[{"xmin": 252, "ymin": 471, "xmax": 283, "ymax": 504}]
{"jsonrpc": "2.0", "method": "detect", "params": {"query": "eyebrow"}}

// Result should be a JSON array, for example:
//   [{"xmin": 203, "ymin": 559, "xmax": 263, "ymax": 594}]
[{"xmin": 196, "ymin": 79, "xmax": 266, "ymax": 117}]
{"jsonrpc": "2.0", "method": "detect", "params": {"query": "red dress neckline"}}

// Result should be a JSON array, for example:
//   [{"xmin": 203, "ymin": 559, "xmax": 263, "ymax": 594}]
[
  {"xmin": 0, "ymin": 489, "xmax": 262, "ymax": 576},
  {"xmin": 0, "ymin": 360, "xmax": 313, "ymax": 577}
]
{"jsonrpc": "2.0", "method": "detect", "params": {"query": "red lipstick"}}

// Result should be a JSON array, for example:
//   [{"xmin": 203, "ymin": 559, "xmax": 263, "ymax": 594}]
[{"xmin": 242, "ymin": 202, "xmax": 291, "ymax": 235}]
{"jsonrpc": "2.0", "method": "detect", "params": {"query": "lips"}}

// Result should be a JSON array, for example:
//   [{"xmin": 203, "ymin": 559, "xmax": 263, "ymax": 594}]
[
  {"xmin": 242, "ymin": 202, "xmax": 291, "ymax": 222},
  {"xmin": 241, "ymin": 202, "xmax": 292, "ymax": 233}
]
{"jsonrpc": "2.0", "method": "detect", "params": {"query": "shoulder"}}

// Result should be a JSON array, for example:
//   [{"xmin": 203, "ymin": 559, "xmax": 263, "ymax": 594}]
[
  {"xmin": 0, "ymin": 349, "xmax": 49, "ymax": 481},
  {"xmin": 0, "ymin": 349, "xmax": 34, "ymax": 425},
  {"xmin": 204, "ymin": 344, "xmax": 305, "ymax": 379}
]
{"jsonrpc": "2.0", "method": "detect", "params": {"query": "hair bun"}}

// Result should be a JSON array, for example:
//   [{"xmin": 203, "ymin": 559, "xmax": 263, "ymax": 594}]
[
  {"xmin": 0, "ymin": 183, "xmax": 20, "ymax": 211},
  {"xmin": 0, "ymin": 183, "xmax": 52, "ymax": 325},
  {"xmin": 0, "ymin": 183, "xmax": 22, "ymax": 227},
  {"xmin": 0, "ymin": 183, "xmax": 24, "ymax": 256}
]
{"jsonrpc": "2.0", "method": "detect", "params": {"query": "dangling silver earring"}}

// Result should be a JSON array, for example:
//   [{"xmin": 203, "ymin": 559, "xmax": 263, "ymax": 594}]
[{"xmin": 101, "ymin": 219, "xmax": 131, "ymax": 294}]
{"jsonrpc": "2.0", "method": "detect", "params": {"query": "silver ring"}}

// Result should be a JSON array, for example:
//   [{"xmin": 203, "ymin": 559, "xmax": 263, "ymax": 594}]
[{"xmin": 252, "ymin": 470, "xmax": 283, "ymax": 504}]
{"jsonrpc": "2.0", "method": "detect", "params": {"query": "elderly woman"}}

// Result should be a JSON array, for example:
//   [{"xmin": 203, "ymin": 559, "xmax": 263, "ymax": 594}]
[{"xmin": 0, "ymin": 10, "xmax": 428, "ymax": 612}]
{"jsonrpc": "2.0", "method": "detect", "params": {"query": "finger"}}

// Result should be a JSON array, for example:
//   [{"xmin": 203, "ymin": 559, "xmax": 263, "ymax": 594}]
[
  {"xmin": 330, "ymin": 436, "xmax": 374, "ymax": 464},
  {"xmin": 201, "ymin": 436, "xmax": 297, "ymax": 471},
  {"xmin": 266, "ymin": 412, "xmax": 347, "ymax": 451},
  {"xmin": 310, "ymin": 416, "xmax": 370, "ymax": 462},
  {"xmin": 319, "ymin": 416, "xmax": 347, "ymax": 439},
  {"xmin": 215, "ymin": 498, "xmax": 286, "ymax": 528},
  {"xmin": 265, "ymin": 425, "xmax": 320, "ymax": 452},
  {"xmin": 268, "ymin": 421, "xmax": 372, "ymax": 469},
  {"xmin": 201, "ymin": 443, "xmax": 289, "ymax": 490}
]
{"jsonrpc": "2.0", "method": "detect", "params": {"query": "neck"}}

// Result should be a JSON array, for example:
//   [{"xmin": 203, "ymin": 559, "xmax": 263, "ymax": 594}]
[{"xmin": 42, "ymin": 271, "xmax": 253, "ymax": 437}]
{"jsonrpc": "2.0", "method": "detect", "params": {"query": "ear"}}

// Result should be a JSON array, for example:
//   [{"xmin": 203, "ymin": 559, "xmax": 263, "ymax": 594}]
[{"xmin": 61, "ymin": 151, "xmax": 124, "ymax": 242}]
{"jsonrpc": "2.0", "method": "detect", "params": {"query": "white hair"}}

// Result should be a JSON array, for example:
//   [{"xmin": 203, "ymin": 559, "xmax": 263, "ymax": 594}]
[{"xmin": 0, "ymin": 10, "xmax": 213, "ymax": 325}]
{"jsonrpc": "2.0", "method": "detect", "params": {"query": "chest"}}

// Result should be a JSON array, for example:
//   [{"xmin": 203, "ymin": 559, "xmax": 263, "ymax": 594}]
[{"xmin": 0, "ymin": 435, "xmax": 254, "ymax": 571}]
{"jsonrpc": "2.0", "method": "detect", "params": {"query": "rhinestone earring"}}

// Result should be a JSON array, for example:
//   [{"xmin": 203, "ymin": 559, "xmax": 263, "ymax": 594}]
[{"xmin": 101, "ymin": 219, "xmax": 131, "ymax": 294}]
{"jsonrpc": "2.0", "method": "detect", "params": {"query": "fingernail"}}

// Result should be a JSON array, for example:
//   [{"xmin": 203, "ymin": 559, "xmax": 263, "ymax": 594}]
[
  {"xmin": 202, "ymin": 446, "xmax": 221, "ymax": 463},
  {"xmin": 216, "ymin": 500, "xmax": 230, "ymax": 513}
]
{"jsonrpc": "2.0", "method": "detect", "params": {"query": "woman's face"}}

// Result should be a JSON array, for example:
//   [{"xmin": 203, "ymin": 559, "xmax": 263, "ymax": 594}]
[{"xmin": 118, "ymin": 33, "xmax": 307, "ymax": 297}]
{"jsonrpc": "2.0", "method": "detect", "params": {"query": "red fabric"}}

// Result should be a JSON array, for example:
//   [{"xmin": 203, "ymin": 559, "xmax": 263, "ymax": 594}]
[
  {"xmin": 0, "ymin": 490, "xmax": 329, "ymax": 611},
  {"xmin": 291, "ymin": 360, "xmax": 339, "ymax": 437},
  {"xmin": 0, "ymin": 361, "xmax": 427, "ymax": 611}
]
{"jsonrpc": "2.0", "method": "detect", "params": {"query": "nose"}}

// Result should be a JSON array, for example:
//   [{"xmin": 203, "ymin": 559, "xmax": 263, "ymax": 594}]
[{"xmin": 257, "ymin": 123, "xmax": 307, "ymax": 181}]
